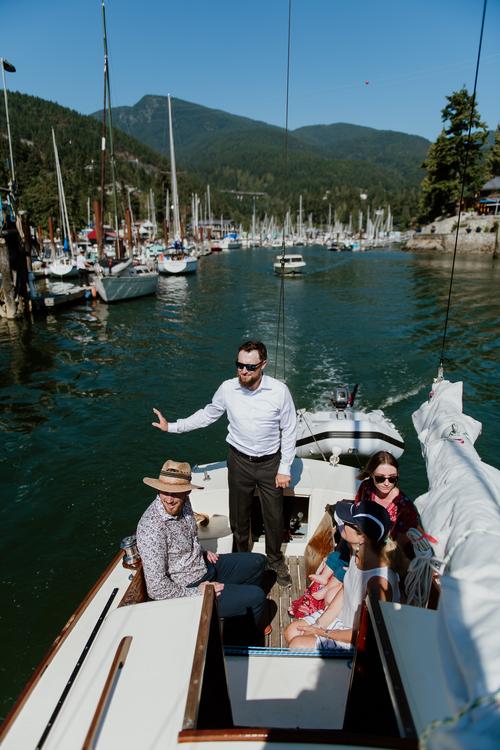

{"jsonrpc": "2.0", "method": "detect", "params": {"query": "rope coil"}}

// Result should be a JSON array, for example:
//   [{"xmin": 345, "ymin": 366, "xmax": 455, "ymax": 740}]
[{"xmin": 405, "ymin": 528, "xmax": 439, "ymax": 608}]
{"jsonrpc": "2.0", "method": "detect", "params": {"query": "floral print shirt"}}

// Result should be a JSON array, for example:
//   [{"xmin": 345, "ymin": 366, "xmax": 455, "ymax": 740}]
[{"xmin": 136, "ymin": 496, "xmax": 207, "ymax": 600}]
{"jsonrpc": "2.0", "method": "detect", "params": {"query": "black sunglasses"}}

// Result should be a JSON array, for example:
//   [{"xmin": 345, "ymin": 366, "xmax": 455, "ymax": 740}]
[
  {"xmin": 235, "ymin": 360, "xmax": 264, "ymax": 372},
  {"xmin": 373, "ymin": 474, "xmax": 398, "ymax": 485}
]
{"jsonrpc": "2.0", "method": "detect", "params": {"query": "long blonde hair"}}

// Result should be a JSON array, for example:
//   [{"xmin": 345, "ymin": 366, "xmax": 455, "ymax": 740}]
[
  {"xmin": 304, "ymin": 509, "xmax": 335, "ymax": 577},
  {"xmin": 376, "ymin": 536, "xmax": 409, "ymax": 578}
]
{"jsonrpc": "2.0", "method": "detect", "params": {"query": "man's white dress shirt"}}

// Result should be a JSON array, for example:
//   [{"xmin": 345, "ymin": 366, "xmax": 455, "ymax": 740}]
[{"xmin": 169, "ymin": 374, "xmax": 297, "ymax": 475}]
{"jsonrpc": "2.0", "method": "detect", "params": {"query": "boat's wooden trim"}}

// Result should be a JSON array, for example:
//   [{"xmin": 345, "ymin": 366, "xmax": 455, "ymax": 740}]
[
  {"xmin": 82, "ymin": 635, "xmax": 133, "ymax": 750},
  {"xmin": 178, "ymin": 727, "xmax": 418, "ymax": 747},
  {"xmin": 182, "ymin": 586, "xmax": 233, "ymax": 731},
  {"xmin": 0, "ymin": 551, "xmax": 123, "ymax": 742},
  {"xmin": 118, "ymin": 563, "xmax": 148, "ymax": 607},
  {"xmin": 366, "ymin": 594, "xmax": 418, "ymax": 740},
  {"xmin": 427, "ymin": 574, "xmax": 441, "ymax": 610}
]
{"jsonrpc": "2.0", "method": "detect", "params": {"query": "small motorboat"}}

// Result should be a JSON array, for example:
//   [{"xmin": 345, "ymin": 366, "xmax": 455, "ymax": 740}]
[
  {"xmin": 296, "ymin": 385, "xmax": 404, "ymax": 459},
  {"xmin": 273, "ymin": 253, "xmax": 306, "ymax": 275}
]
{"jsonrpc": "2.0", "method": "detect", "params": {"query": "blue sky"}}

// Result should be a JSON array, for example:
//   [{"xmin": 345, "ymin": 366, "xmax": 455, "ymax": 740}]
[{"xmin": 1, "ymin": 0, "xmax": 499, "ymax": 141}]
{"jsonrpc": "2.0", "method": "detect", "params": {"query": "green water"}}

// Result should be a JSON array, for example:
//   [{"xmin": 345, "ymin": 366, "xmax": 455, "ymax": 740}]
[{"xmin": 1, "ymin": 246, "xmax": 499, "ymax": 718}]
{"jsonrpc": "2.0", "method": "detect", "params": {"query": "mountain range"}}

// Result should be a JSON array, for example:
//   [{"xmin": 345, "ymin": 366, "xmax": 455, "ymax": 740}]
[{"xmin": 1, "ymin": 91, "xmax": 431, "ymax": 230}]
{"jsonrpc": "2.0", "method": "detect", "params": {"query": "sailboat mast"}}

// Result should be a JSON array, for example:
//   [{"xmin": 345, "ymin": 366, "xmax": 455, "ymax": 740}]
[
  {"xmin": 101, "ymin": 0, "xmax": 120, "ymax": 257},
  {"xmin": 167, "ymin": 95, "xmax": 181, "ymax": 242},
  {"xmin": 52, "ymin": 127, "xmax": 74, "ymax": 255}
]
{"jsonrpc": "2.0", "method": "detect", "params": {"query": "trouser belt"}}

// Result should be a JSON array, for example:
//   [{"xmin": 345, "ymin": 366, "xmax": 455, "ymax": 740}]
[{"xmin": 230, "ymin": 445, "xmax": 280, "ymax": 463}]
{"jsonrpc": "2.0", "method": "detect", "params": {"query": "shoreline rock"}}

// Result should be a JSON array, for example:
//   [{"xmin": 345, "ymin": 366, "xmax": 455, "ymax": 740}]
[
  {"xmin": 404, "ymin": 233, "xmax": 497, "ymax": 254},
  {"xmin": 403, "ymin": 214, "xmax": 499, "ymax": 254}
]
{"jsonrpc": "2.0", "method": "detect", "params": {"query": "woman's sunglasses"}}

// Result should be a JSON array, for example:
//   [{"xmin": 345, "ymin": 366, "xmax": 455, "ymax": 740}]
[
  {"xmin": 235, "ymin": 361, "xmax": 263, "ymax": 372},
  {"xmin": 373, "ymin": 474, "xmax": 398, "ymax": 485}
]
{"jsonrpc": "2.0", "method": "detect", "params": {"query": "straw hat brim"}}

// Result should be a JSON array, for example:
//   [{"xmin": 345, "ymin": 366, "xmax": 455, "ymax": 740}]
[{"xmin": 143, "ymin": 477, "xmax": 203, "ymax": 493}]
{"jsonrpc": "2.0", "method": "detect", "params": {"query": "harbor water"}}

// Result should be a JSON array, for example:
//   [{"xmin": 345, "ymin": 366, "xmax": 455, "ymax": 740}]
[{"xmin": 1, "ymin": 245, "xmax": 499, "ymax": 718}]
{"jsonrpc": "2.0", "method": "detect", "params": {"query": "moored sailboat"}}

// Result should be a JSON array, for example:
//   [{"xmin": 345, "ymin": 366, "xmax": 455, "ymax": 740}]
[
  {"xmin": 93, "ymin": 1, "xmax": 158, "ymax": 303},
  {"xmin": 158, "ymin": 95, "xmax": 198, "ymax": 276}
]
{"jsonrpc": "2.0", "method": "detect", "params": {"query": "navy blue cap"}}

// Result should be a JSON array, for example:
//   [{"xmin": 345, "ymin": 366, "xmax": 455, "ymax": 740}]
[{"xmin": 334, "ymin": 499, "xmax": 391, "ymax": 543}]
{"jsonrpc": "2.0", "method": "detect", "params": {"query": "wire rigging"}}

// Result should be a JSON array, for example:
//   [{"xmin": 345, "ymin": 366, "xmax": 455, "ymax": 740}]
[
  {"xmin": 438, "ymin": 0, "xmax": 488, "ymax": 373},
  {"xmin": 274, "ymin": 0, "xmax": 292, "ymax": 381}
]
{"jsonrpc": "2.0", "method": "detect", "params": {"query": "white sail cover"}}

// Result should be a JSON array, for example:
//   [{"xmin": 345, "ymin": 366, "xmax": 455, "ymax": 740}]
[{"xmin": 412, "ymin": 380, "xmax": 500, "ymax": 749}]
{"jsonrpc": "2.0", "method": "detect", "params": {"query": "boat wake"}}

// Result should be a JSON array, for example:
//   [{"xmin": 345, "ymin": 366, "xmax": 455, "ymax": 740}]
[{"xmin": 378, "ymin": 383, "xmax": 428, "ymax": 410}]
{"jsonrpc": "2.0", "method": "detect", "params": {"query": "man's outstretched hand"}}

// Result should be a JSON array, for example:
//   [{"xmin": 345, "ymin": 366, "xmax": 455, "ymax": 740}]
[{"xmin": 152, "ymin": 408, "xmax": 168, "ymax": 431}]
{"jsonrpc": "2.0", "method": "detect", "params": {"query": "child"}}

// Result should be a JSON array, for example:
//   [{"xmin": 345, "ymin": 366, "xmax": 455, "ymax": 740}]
[{"xmin": 288, "ymin": 546, "xmax": 348, "ymax": 618}]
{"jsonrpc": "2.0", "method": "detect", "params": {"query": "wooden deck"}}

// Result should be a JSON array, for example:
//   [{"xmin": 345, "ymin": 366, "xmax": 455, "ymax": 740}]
[{"xmin": 265, "ymin": 556, "xmax": 307, "ymax": 648}]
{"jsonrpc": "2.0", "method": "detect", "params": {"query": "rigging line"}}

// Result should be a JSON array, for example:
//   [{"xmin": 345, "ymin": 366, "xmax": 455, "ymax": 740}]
[
  {"xmin": 274, "ymin": 0, "xmax": 292, "ymax": 381},
  {"xmin": 438, "ymin": 0, "xmax": 488, "ymax": 372}
]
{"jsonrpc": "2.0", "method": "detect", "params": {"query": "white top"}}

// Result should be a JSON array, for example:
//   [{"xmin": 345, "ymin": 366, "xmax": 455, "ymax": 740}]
[
  {"xmin": 76, "ymin": 254, "xmax": 87, "ymax": 269},
  {"xmin": 340, "ymin": 558, "xmax": 400, "ymax": 629},
  {"xmin": 169, "ymin": 374, "xmax": 297, "ymax": 474}
]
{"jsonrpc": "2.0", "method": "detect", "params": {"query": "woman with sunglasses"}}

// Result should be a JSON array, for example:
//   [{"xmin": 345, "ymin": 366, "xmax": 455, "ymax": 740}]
[
  {"xmin": 285, "ymin": 499, "xmax": 404, "ymax": 651},
  {"xmin": 355, "ymin": 450, "xmax": 420, "ymax": 557}
]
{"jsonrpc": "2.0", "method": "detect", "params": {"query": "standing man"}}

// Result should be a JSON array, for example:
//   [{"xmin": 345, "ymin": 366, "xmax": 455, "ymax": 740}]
[
  {"xmin": 76, "ymin": 249, "xmax": 90, "ymax": 285},
  {"xmin": 152, "ymin": 341, "xmax": 297, "ymax": 587}
]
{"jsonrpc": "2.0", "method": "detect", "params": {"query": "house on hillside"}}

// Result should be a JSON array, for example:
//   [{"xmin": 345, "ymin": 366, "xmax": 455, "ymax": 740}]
[{"xmin": 478, "ymin": 177, "xmax": 500, "ymax": 215}]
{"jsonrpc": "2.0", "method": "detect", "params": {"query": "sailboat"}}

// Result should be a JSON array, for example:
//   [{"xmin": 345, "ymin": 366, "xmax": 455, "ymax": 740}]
[
  {"xmin": 1, "ymin": 375, "xmax": 498, "ymax": 749},
  {"xmin": 48, "ymin": 128, "xmax": 78, "ymax": 279},
  {"xmin": 93, "ymin": 1, "xmax": 158, "ymax": 303},
  {"xmin": 157, "ymin": 95, "xmax": 198, "ymax": 276}
]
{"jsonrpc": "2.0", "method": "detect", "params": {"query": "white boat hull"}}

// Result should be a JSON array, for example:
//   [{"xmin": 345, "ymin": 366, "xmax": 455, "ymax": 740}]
[
  {"xmin": 273, "ymin": 254, "xmax": 306, "ymax": 275},
  {"xmin": 95, "ymin": 271, "xmax": 158, "ymax": 302},
  {"xmin": 49, "ymin": 259, "xmax": 78, "ymax": 278},
  {"xmin": 158, "ymin": 255, "xmax": 198, "ymax": 275},
  {"xmin": 296, "ymin": 407, "xmax": 405, "ymax": 459}
]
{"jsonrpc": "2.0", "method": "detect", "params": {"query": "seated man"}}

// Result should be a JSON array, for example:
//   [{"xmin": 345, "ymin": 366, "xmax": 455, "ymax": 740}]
[{"xmin": 137, "ymin": 458, "xmax": 268, "ymax": 638}]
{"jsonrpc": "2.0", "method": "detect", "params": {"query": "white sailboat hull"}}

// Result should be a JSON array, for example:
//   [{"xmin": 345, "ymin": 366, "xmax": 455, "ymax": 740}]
[
  {"xmin": 94, "ymin": 271, "xmax": 158, "ymax": 302},
  {"xmin": 49, "ymin": 259, "xmax": 79, "ymax": 278},
  {"xmin": 296, "ymin": 407, "xmax": 405, "ymax": 459},
  {"xmin": 158, "ymin": 255, "xmax": 198, "ymax": 275}
]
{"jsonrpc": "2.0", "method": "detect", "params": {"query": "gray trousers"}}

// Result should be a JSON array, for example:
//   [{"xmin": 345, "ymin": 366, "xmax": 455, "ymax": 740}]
[{"xmin": 227, "ymin": 448, "xmax": 284, "ymax": 566}]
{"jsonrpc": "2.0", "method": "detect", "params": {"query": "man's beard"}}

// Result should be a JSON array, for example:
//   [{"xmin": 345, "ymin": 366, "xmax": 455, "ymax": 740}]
[{"xmin": 238, "ymin": 371, "xmax": 262, "ymax": 389}]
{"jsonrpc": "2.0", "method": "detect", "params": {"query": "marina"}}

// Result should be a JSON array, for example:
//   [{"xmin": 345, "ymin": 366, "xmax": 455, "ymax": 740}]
[{"xmin": 1, "ymin": 0, "xmax": 500, "ymax": 746}]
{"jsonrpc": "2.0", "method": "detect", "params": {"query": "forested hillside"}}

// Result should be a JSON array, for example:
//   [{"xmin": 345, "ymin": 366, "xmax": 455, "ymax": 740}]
[
  {"xmin": 0, "ymin": 92, "xmax": 190, "ymax": 230},
  {"xmin": 1, "ymin": 91, "xmax": 432, "ymax": 231}
]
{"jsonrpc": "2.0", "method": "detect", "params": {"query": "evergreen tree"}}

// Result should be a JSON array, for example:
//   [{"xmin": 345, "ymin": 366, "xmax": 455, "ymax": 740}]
[
  {"xmin": 419, "ymin": 87, "xmax": 487, "ymax": 222},
  {"xmin": 485, "ymin": 125, "xmax": 500, "ymax": 179}
]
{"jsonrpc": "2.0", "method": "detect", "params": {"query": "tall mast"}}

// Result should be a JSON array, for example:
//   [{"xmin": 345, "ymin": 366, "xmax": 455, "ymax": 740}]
[
  {"xmin": 101, "ymin": 0, "xmax": 120, "ymax": 257},
  {"xmin": 52, "ymin": 128, "xmax": 74, "ymax": 255},
  {"xmin": 167, "ymin": 95, "xmax": 181, "ymax": 242},
  {"xmin": 1, "ymin": 58, "xmax": 16, "ymax": 190}
]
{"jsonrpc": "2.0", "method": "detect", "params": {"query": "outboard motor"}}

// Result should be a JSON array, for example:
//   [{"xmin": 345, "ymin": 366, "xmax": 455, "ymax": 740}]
[
  {"xmin": 331, "ymin": 385, "xmax": 350, "ymax": 411},
  {"xmin": 330, "ymin": 384, "xmax": 359, "ymax": 410}
]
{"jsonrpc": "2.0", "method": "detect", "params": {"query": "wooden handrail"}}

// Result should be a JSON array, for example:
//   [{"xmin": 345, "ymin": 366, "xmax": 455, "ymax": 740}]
[
  {"xmin": 82, "ymin": 636, "xmax": 133, "ymax": 750},
  {"xmin": 182, "ymin": 586, "xmax": 215, "ymax": 730}
]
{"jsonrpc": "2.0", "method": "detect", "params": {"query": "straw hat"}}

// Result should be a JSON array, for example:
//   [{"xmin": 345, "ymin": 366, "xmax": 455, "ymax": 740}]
[{"xmin": 143, "ymin": 459, "xmax": 203, "ymax": 494}]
